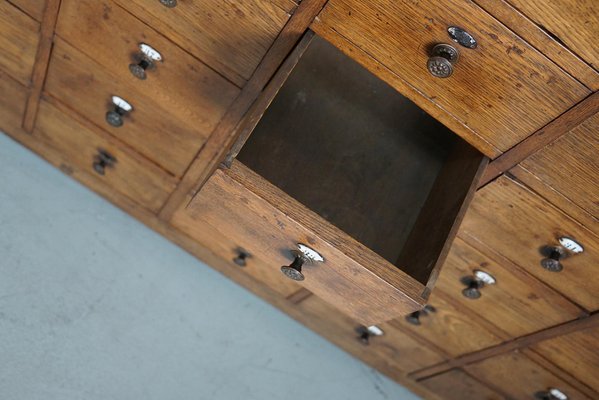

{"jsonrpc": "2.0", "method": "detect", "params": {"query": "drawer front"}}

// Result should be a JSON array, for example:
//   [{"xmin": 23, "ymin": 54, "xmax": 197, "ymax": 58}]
[
  {"xmin": 171, "ymin": 207, "xmax": 302, "ymax": 298},
  {"xmin": 392, "ymin": 291, "xmax": 503, "ymax": 357},
  {"xmin": 34, "ymin": 99, "xmax": 177, "ymax": 212},
  {"xmin": 113, "ymin": 0, "xmax": 294, "ymax": 86},
  {"xmin": 504, "ymin": 0, "xmax": 598, "ymax": 72},
  {"xmin": 313, "ymin": 0, "xmax": 589, "ymax": 155},
  {"xmin": 45, "ymin": 38, "xmax": 216, "ymax": 177},
  {"xmin": 419, "ymin": 369, "xmax": 504, "ymax": 400},
  {"xmin": 435, "ymin": 236, "xmax": 582, "ymax": 338},
  {"xmin": 296, "ymin": 295, "xmax": 445, "ymax": 374},
  {"xmin": 519, "ymin": 112, "xmax": 599, "ymax": 226},
  {"xmin": 532, "ymin": 325, "xmax": 599, "ymax": 394},
  {"xmin": 55, "ymin": 0, "xmax": 240, "ymax": 144},
  {"xmin": 0, "ymin": 1, "xmax": 39, "ymax": 85},
  {"xmin": 173, "ymin": 163, "xmax": 425, "ymax": 325},
  {"xmin": 465, "ymin": 351, "xmax": 592, "ymax": 399},
  {"xmin": 0, "ymin": 71, "xmax": 28, "ymax": 135},
  {"xmin": 8, "ymin": 0, "xmax": 46, "ymax": 22},
  {"xmin": 461, "ymin": 175, "xmax": 599, "ymax": 311}
]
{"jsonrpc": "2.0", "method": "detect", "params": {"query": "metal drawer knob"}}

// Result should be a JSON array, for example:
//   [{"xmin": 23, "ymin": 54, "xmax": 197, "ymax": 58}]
[
  {"xmin": 105, "ymin": 96, "xmax": 133, "ymax": 128},
  {"xmin": 461, "ymin": 270, "xmax": 496, "ymax": 299},
  {"xmin": 129, "ymin": 43, "xmax": 162, "ymax": 80},
  {"xmin": 535, "ymin": 388, "xmax": 569, "ymax": 400},
  {"xmin": 92, "ymin": 149, "xmax": 117, "ymax": 175},
  {"xmin": 405, "ymin": 304, "xmax": 436, "ymax": 325},
  {"xmin": 280, "ymin": 243, "xmax": 324, "ymax": 282},
  {"xmin": 159, "ymin": 0, "xmax": 177, "ymax": 7},
  {"xmin": 356, "ymin": 325, "xmax": 384, "ymax": 346},
  {"xmin": 427, "ymin": 44, "xmax": 459, "ymax": 78},
  {"xmin": 233, "ymin": 248, "xmax": 251, "ymax": 267},
  {"xmin": 540, "ymin": 237, "xmax": 584, "ymax": 272}
]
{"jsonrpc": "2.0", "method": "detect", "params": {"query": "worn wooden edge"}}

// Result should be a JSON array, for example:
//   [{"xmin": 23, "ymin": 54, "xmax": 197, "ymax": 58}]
[
  {"xmin": 223, "ymin": 161, "xmax": 427, "ymax": 307},
  {"xmin": 310, "ymin": 18, "xmax": 503, "ymax": 159},
  {"xmin": 480, "ymin": 91, "xmax": 599, "ymax": 187},
  {"xmin": 222, "ymin": 30, "xmax": 315, "ymax": 168},
  {"xmin": 1, "ymin": 129, "xmax": 441, "ymax": 400},
  {"xmin": 409, "ymin": 312, "xmax": 599, "ymax": 381},
  {"xmin": 397, "ymin": 140, "xmax": 489, "ymax": 292},
  {"xmin": 158, "ymin": 0, "xmax": 330, "ymax": 221},
  {"xmin": 22, "ymin": 0, "xmax": 61, "ymax": 133},
  {"xmin": 472, "ymin": 0, "xmax": 599, "ymax": 91},
  {"xmin": 522, "ymin": 348, "xmax": 599, "ymax": 399}
]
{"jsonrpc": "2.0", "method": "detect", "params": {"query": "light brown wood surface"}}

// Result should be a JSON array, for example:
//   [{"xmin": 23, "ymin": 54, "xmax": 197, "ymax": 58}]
[
  {"xmin": 171, "ymin": 205, "xmax": 302, "ymax": 298},
  {"xmin": 7, "ymin": 0, "xmax": 46, "ymax": 22},
  {"xmin": 505, "ymin": 0, "xmax": 599, "ymax": 72},
  {"xmin": 435, "ymin": 236, "xmax": 582, "ymax": 338},
  {"xmin": 56, "ymin": 0, "xmax": 240, "ymax": 142},
  {"xmin": 461, "ymin": 175, "xmax": 599, "ymax": 311},
  {"xmin": 34, "ymin": 99, "xmax": 177, "ymax": 212},
  {"xmin": 113, "ymin": 0, "xmax": 292, "ymax": 87},
  {"xmin": 465, "ymin": 350, "xmax": 593, "ymax": 399},
  {"xmin": 533, "ymin": 326, "xmax": 599, "ymax": 394},
  {"xmin": 181, "ymin": 162, "xmax": 427, "ymax": 324},
  {"xmin": 0, "ymin": 1, "xmax": 40, "ymax": 85},
  {"xmin": 419, "ymin": 369, "xmax": 504, "ymax": 400},
  {"xmin": 313, "ymin": 0, "xmax": 590, "ymax": 154},
  {"xmin": 0, "ymin": 70, "xmax": 28, "ymax": 134},
  {"xmin": 519, "ymin": 112, "xmax": 599, "ymax": 221},
  {"xmin": 473, "ymin": 0, "xmax": 599, "ymax": 90},
  {"xmin": 45, "ymin": 38, "xmax": 220, "ymax": 177},
  {"xmin": 392, "ymin": 291, "xmax": 505, "ymax": 358}
]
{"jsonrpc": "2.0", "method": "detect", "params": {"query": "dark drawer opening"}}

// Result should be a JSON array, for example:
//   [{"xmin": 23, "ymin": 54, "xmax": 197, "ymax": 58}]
[{"xmin": 236, "ymin": 34, "xmax": 486, "ymax": 286}]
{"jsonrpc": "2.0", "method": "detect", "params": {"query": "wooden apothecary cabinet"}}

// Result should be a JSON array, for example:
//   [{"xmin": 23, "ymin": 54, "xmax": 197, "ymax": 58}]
[{"xmin": 173, "ymin": 35, "xmax": 488, "ymax": 324}]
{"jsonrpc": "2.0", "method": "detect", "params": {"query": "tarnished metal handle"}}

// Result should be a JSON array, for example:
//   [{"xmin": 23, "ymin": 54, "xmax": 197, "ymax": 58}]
[
  {"xmin": 427, "ymin": 44, "xmax": 459, "ymax": 78},
  {"xmin": 159, "ymin": 0, "xmax": 177, "ymax": 7},
  {"xmin": 92, "ymin": 149, "xmax": 117, "ymax": 176}
]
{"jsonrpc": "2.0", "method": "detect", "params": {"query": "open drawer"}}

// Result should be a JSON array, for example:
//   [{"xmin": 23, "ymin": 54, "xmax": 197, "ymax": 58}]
[{"xmin": 174, "ymin": 35, "xmax": 487, "ymax": 324}]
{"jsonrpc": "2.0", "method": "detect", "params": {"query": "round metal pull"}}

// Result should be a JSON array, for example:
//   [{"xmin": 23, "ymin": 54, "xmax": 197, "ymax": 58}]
[
  {"xmin": 541, "ymin": 246, "xmax": 565, "ymax": 272},
  {"xmin": 233, "ymin": 248, "xmax": 251, "ymax": 267},
  {"xmin": 427, "ymin": 44, "xmax": 459, "ymax": 78},
  {"xmin": 280, "ymin": 243, "xmax": 324, "ymax": 282},
  {"xmin": 405, "ymin": 304, "xmax": 436, "ymax": 326},
  {"xmin": 356, "ymin": 325, "xmax": 384, "ymax": 346},
  {"xmin": 92, "ymin": 149, "xmax": 117, "ymax": 175},
  {"xmin": 534, "ymin": 388, "xmax": 569, "ymax": 400},
  {"xmin": 129, "ymin": 43, "xmax": 162, "ymax": 80},
  {"xmin": 159, "ymin": 0, "xmax": 177, "ymax": 7},
  {"xmin": 105, "ymin": 96, "xmax": 133, "ymax": 128},
  {"xmin": 461, "ymin": 270, "xmax": 496, "ymax": 299}
]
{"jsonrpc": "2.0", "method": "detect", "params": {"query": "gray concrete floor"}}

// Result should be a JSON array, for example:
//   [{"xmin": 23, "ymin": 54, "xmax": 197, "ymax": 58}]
[{"xmin": 0, "ymin": 133, "xmax": 420, "ymax": 400}]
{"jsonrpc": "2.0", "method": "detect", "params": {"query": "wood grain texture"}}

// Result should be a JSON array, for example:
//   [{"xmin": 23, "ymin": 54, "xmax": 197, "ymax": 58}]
[
  {"xmin": 465, "ymin": 350, "xmax": 594, "ymax": 399},
  {"xmin": 56, "ymin": 0, "xmax": 240, "ymax": 139},
  {"xmin": 34, "ymin": 99, "xmax": 177, "ymax": 212},
  {"xmin": 461, "ymin": 175, "xmax": 599, "ymax": 311},
  {"xmin": 0, "ymin": 1, "xmax": 40, "ymax": 85},
  {"xmin": 178, "ymin": 162, "xmax": 426, "ymax": 324},
  {"xmin": 7, "ymin": 0, "xmax": 47, "ymax": 22},
  {"xmin": 473, "ymin": 0, "xmax": 599, "ymax": 90},
  {"xmin": 0, "ymin": 70, "xmax": 28, "ymax": 135},
  {"xmin": 398, "ymin": 140, "xmax": 488, "ymax": 288},
  {"xmin": 436, "ymin": 236, "xmax": 582, "ymax": 338},
  {"xmin": 22, "ymin": 0, "xmax": 61, "ymax": 133},
  {"xmin": 511, "ymin": 165, "xmax": 598, "ymax": 237},
  {"xmin": 296, "ymin": 295, "xmax": 446, "ymax": 375},
  {"xmin": 419, "ymin": 369, "xmax": 504, "ymax": 400},
  {"xmin": 45, "ymin": 38, "xmax": 227, "ymax": 177},
  {"xmin": 532, "ymin": 325, "xmax": 599, "ymax": 394},
  {"xmin": 171, "ymin": 202, "xmax": 303, "ymax": 298},
  {"xmin": 519, "ymin": 112, "xmax": 599, "ymax": 221},
  {"xmin": 481, "ymin": 92, "xmax": 599, "ymax": 185},
  {"xmin": 158, "ymin": 0, "xmax": 330, "ymax": 221},
  {"xmin": 392, "ymin": 290, "xmax": 504, "ymax": 358},
  {"xmin": 314, "ymin": 0, "xmax": 590, "ymax": 153},
  {"xmin": 113, "ymin": 0, "xmax": 292, "ymax": 87},
  {"xmin": 505, "ymin": 0, "xmax": 599, "ymax": 72}
]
